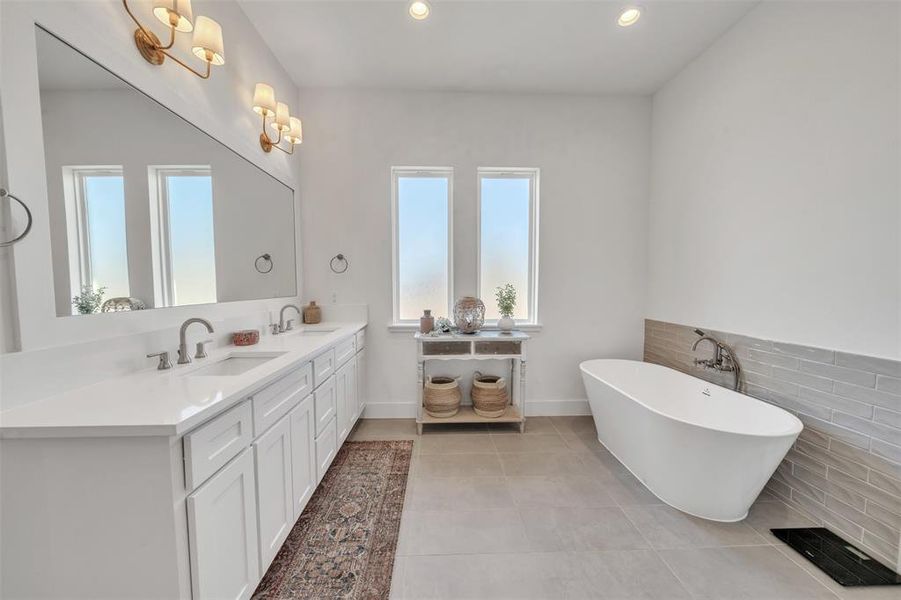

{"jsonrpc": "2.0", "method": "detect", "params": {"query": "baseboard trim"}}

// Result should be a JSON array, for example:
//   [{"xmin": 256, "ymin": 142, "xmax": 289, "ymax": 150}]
[{"xmin": 361, "ymin": 399, "xmax": 590, "ymax": 419}]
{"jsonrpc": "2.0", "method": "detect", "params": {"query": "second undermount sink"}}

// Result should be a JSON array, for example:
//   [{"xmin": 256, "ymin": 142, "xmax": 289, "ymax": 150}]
[
  {"xmin": 186, "ymin": 352, "xmax": 287, "ymax": 377},
  {"xmin": 286, "ymin": 328, "xmax": 338, "ymax": 337}
]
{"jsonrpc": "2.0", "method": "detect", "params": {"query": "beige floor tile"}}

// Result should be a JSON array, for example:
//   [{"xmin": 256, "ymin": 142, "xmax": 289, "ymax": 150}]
[
  {"xmin": 417, "ymin": 433, "xmax": 496, "ymax": 455},
  {"xmin": 560, "ymin": 431, "xmax": 605, "ymax": 452},
  {"xmin": 416, "ymin": 453, "xmax": 503, "ymax": 477},
  {"xmin": 491, "ymin": 432, "xmax": 569, "ymax": 454},
  {"xmin": 499, "ymin": 451, "xmax": 595, "ymax": 477},
  {"xmin": 622, "ymin": 504, "xmax": 770, "ymax": 549},
  {"xmin": 350, "ymin": 418, "xmax": 419, "ymax": 440},
  {"xmin": 506, "ymin": 475, "xmax": 619, "ymax": 508},
  {"xmin": 391, "ymin": 552, "xmax": 568, "ymax": 599},
  {"xmin": 744, "ymin": 498, "xmax": 817, "ymax": 540},
  {"xmin": 563, "ymin": 549, "xmax": 692, "ymax": 599},
  {"xmin": 397, "ymin": 509, "xmax": 536, "ymax": 556},
  {"xmin": 604, "ymin": 470, "xmax": 668, "ymax": 506},
  {"xmin": 405, "ymin": 476, "xmax": 514, "ymax": 511},
  {"xmin": 550, "ymin": 415, "xmax": 597, "ymax": 434},
  {"xmin": 519, "ymin": 506, "xmax": 649, "ymax": 551},
  {"xmin": 658, "ymin": 546, "xmax": 839, "ymax": 599},
  {"xmin": 489, "ymin": 416, "xmax": 559, "ymax": 434}
]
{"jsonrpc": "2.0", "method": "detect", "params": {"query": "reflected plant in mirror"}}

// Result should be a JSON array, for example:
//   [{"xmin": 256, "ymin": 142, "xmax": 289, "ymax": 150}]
[
  {"xmin": 72, "ymin": 285, "xmax": 106, "ymax": 315},
  {"xmin": 34, "ymin": 27, "xmax": 298, "ymax": 317}
]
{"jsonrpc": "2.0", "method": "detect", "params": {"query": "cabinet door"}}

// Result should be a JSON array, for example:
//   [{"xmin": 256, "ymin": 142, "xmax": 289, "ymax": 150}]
[
  {"xmin": 253, "ymin": 414, "xmax": 293, "ymax": 572},
  {"xmin": 347, "ymin": 355, "xmax": 359, "ymax": 426},
  {"xmin": 187, "ymin": 448, "xmax": 259, "ymax": 600},
  {"xmin": 335, "ymin": 362, "xmax": 352, "ymax": 444},
  {"xmin": 289, "ymin": 396, "xmax": 316, "ymax": 520},
  {"xmin": 356, "ymin": 348, "xmax": 367, "ymax": 416}
]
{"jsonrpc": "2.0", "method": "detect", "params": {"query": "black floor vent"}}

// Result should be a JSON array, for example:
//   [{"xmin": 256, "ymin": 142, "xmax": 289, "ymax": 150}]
[{"xmin": 771, "ymin": 527, "xmax": 901, "ymax": 587}]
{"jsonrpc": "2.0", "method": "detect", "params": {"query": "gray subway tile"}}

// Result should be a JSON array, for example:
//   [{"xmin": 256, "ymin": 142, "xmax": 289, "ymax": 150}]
[
  {"xmin": 799, "ymin": 387, "xmax": 873, "ymax": 420},
  {"xmin": 867, "ymin": 469, "xmax": 901, "ymax": 500},
  {"xmin": 823, "ymin": 495, "xmax": 900, "ymax": 548},
  {"xmin": 772, "ymin": 394, "xmax": 832, "ymax": 421},
  {"xmin": 764, "ymin": 479, "xmax": 792, "ymax": 501},
  {"xmin": 793, "ymin": 464, "xmax": 865, "ymax": 510},
  {"xmin": 835, "ymin": 352, "xmax": 901, "ymax": 378},
  {"xmin": 799, "ymin": 360, "xmax": 877, "ymax": 388},
  {"xmin": 773, "ymin": 367, "xmax": 833, "ymax": 393},
  {"xmin": 832, "ymin": 412, "xmax": 901, "ymax": 447},
  {"xmin": 794, "ymin": 439, "xmax": 869, "ymax": 482},
  {"xmin": 833, "ymin": 382, "xmax": 901, "ymax": 412},
  {"xmin": 861, "ymin": 531, "xmax": 901, "ymax": 571},
  {"xmin": 773, "ymin": 342, "xmax": 835, "ymax": 364},
  {"xmin": 745, "ymin": 372, "xmax": 800, "ymax": 398},
  {"xmin": 829, "ymin": 438, "xmax": 901, "ymax": 480},
  {"xmin": 773, "ymin": 465, "xmax": 826, "ymax": 503},
  {"xmin": 798, "ymin": 426, "xmax": 830, "ymax": 449},
  {"xmin": 866, "ymin": 500, "xmax": 901, "ymax": 531},
  {"xmin": 877, "ymin": 375, "xmax": 901, "ymax": 396},
  {"xmin": 785, "ymin": 449, "xmax": 827, "ymax": 477},
  {"xmin": 742, "ymin": 359, "xmax": 772, "ymax": 377},
  {"xmin": 789, "ymin": 489, "xmax": 863, "ymax": 541},
  {"xmin": 796, "ymin": 413, "xmax": 870, "ymax": 450},
  {"xmin": 827, "ymin": 467, "xmax": 900, "ymax": 514},
  {"xmin": 874, "ymin": 408, "xmax": 901, "ymax": 430},
  {"xmin": 748, "ymin": 348, "xmax": 800, "ymax": 370}
]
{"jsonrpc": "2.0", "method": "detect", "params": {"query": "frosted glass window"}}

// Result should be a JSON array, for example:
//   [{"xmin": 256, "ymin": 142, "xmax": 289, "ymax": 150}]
[
  {"xmin": 153, "ymin": 168, "xmax": 217, "ymax": 307},
  {"xmin": 82, "ymin": 173, "xmax": 130, "ymax": 299},
  {"xmin": 478, "ymin": 169, "xmax": 539, "ymax": 322},
  {"xmin": 393, "ymin": 169, "xmax": 452, "ymax": 322}
]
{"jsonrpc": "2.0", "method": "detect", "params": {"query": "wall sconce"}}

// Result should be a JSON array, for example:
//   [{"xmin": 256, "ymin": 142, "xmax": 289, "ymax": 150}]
[
  {"xmin": 252, "ymin": 83, "xmax": 303, "ymax": 154},
  {"xmin": 122, "ymin": 0, "xmax": 224, "ymax": 79}
]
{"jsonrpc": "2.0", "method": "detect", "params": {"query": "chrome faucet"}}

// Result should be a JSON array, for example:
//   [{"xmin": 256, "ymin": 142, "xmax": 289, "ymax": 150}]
[
  {"xmin": 178, "ymin": 318, "xmax": 214, "ymax": 364},
  {"xmin": 691, "ymin": 329, "xmax": 742, "ymax": 391},
  {"xmin": 277, "ymin": 304, "xmax": 301, "ymax": 333}
]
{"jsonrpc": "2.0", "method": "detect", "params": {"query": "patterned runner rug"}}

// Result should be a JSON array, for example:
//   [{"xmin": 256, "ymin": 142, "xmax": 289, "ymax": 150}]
[{"xmin": 253, "ymin": 440, "xmax": 413, "ymax": 599}]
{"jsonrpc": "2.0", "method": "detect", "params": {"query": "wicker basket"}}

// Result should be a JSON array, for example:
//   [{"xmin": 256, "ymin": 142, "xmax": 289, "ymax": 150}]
[
  {"xmin": 471, "ymin": 372, "xmax": 508, "ymax": 418},
  {"xmin": 424, "ymin": 376, "xmax": 461, "ymax": 418}
]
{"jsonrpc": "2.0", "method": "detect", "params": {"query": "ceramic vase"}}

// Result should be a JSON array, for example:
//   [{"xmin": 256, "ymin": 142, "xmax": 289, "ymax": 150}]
[
  {"xmin": 420, "ymin": 309, "xmax": 435, "ymax": 334},
  {"xmin": 498, "ymin": 315, "xmax": 515, "ymax": 333}
]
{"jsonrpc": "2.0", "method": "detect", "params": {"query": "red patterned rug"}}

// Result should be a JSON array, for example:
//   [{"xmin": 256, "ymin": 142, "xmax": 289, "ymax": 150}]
[{"xmin": 253, "ymin": 440, "xmax": 413, "ymax": 599}]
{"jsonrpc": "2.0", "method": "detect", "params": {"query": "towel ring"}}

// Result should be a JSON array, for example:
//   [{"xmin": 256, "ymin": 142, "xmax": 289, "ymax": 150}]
[
  {"xmin": 254, "ymin": 253, "xmax": 273, "ymax": 274},
  {"xmin": 0, "ymin": 189, "xmax": 32, "ymax": 248},
  {"xmin": 329, "ymin": 253, "xmax": 348, "ymax": 274}
]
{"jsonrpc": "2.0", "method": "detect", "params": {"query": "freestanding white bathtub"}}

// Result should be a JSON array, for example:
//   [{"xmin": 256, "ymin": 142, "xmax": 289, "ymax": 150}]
[{"xmin": 580, "ymin": 359, "xmax": 802, "ymax": 522}]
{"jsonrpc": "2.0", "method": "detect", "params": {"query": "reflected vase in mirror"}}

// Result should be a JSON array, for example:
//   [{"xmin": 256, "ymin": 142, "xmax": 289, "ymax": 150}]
[
  {"xmin": 34, "ymin": 27, "xmax": 297, "ymax": 318},
  {"xmin": 453, "ymin": 297, "xmax": 485, "ymax": 334}
]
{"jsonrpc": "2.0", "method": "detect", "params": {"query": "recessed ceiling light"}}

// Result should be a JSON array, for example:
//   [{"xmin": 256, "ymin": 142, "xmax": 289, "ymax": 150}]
[
  {"xmin": 409, "ymin": 0, "xmax": 431, "ymax": 20},
  {"xmin": 617, "ymin": 7, "xmax": 642, "ymax": 27}
]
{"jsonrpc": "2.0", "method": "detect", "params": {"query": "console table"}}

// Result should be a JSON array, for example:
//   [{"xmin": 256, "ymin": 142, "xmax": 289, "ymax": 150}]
[{"xmin": 415, "ymin": 330, "xmax": 529, "ymax": 434}]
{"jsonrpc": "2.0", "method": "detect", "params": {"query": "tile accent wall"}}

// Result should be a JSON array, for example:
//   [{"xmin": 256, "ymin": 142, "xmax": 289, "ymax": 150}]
[{"xmin": 644, "ymin": 319, "xmax": 901, "ymax": 571}]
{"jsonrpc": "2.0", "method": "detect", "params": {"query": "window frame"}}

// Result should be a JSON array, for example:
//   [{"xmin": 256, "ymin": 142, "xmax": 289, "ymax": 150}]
[
  {"xmin": 476, "ymin": 167, "xmax": 540, "ymax": 326},
  {"xmin": 62, "ymin": 166, "xmax": 127, "ymax": 307},
  {"xmin": 149, "ymin": 165, "xmax": 216, "ymax": 308},
  {"xmin": 390, "ymin": 166, "xmax": 455, "ymax": 326}
]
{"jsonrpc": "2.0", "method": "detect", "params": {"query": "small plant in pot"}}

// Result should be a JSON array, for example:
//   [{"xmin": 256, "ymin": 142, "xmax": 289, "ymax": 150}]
[
  {"xmin": 495, "ymin": 284, "xmax": 516, "ymax": 333},
  {"xmin": 72, "ymin": 285, "xmax": 106, "ymax": 315}
]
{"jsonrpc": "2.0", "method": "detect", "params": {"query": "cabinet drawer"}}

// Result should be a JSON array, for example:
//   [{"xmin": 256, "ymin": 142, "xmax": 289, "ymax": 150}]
[
  {"xmin": 355, "ymin": 329, "xmax": 366, "ymax": 351},
  {"xmin": 315, "ymin": 417, "xmax": 338, "ymax": 483},
  {"xmin": 314, "ymin": 375, "xmax": 336, "ymax": 436},
  {"xmin": 252, "ymin": 363, "xmax": 312, "ymax": 436},
  {"xmin": 334, "ymin": 337, "xmax": 356, "ymax": 368},
  {"xmin": 184, "ymin": 400, "xmax": 254, "ymax": 491},
  {"xmin": 313, "ymin": 349, "xmax": 335, "ymax": 388}
]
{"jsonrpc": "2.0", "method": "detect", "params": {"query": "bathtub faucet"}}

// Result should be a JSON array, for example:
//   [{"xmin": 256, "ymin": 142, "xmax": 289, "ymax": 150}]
[{"xmin": 691, "ymin": 329, "xmax": 742, "ymax": 391}]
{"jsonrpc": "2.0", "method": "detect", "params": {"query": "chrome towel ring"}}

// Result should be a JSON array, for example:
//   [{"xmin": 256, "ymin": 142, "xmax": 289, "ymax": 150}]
[
  {"xmin": 329, "ymin": 253, "xmax": 348, "ymax": 274},
  {"xmin": 254, "ymin": 253, "xmax": 273, "ymax": 274},
  {"xmin": 0, "ymin": 189, "xmax": 32, "ymax": 247}
]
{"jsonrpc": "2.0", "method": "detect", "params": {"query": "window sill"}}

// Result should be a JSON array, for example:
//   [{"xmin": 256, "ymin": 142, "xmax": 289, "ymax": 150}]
[{"xmin": 388, "ymin": 323, "xmax": 543, "ymax": 333}]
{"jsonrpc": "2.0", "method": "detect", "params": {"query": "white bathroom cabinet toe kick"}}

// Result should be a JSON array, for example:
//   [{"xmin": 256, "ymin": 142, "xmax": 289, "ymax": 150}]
[{"xmin": 0, "ymin": 325, "xmax": 366, "ymax": 600}]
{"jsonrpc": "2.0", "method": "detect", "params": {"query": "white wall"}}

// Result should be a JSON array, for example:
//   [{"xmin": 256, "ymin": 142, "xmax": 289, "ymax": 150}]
[
  {"xmin": 0, "ymin": 0, "xmax": 302, "ymax": 355},
  {"xmin": 297, "ymin": 89, "xmax": 651, "ymax": 415},
  {"xmin": 648, "ymin": 1, "xmax": 900, "ymax": 359}
]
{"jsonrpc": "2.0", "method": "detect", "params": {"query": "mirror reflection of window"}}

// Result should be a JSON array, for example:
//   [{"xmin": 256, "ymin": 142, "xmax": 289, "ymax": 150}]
[
  {"xmin": 151, "ymin": 167, "xmax": 217, "ymax": 307},
  {"xmin": 63, "ymin": 167, "xmax": 130, "ymax": 313}
]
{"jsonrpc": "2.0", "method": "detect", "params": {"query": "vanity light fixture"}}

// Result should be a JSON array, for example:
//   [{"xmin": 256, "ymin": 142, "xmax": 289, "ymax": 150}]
[
  {"xmin": 253, "ymin": 83, "xmax": 303, "ymax": 154},
  {"xmin": 123, "ymin": 0, "xmax": 225, "ymax": 79},
  {"xmin": 617, "ymin": 6, "xmax": 642, "ymax": 27},
  {"xmin": 409, "ymin": 0, "xmax": 431, "ymax": 20}
]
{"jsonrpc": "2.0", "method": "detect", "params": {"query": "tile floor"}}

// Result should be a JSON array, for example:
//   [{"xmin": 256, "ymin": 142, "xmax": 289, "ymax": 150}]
[{"xmin": 348, "ymin": 416, "xmax": 899, "ymax": 600}]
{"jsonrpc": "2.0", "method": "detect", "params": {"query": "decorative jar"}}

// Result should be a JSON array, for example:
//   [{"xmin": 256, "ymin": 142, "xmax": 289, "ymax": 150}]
[
  {"xmin": 420, "ymin": 309, "xmax": 435, "ymax": 334},
  {"xmin": 453, "ymin": 297, "xmax": 485, "ymax": 334}
]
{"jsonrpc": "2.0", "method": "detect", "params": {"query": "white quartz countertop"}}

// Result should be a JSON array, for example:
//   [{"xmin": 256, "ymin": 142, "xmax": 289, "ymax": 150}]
[{"xmin": 0, "ymin": 322, "xmax": 366, "ymax": 439}]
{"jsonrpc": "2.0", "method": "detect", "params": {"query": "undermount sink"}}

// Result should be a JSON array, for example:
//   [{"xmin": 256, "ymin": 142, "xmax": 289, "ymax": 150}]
[
  {"xmin": 286, "ymin": 328, "xmax": 338, "ymax": 336},
  {"xmin": 186, "ymin": 352, "xmax": 287, "ymax": 377}
]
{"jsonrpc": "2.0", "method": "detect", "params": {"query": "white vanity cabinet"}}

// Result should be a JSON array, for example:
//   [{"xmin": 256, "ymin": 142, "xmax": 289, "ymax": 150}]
[
  {"xmin": 0, "ymin": 325, "xmax": 366, "ymax": 600},
  {"xmin": 187, "ymin": 448, "xmax": 260, "ymax": 600}
]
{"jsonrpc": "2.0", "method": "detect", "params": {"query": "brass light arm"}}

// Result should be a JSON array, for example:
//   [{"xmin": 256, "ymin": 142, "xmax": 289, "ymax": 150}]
[
  {"xmin": 122, "ymin": 0, "xmax": 176, "ymax": 50},
  {"xmin": 161, "ymin": 50, "xmax": 213, "ymax": 79}
]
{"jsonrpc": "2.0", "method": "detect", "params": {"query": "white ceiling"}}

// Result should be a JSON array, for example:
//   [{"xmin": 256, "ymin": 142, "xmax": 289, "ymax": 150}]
[{"xmin": 239, "ymin": 0, "xmax": 758, "ymax": 95}]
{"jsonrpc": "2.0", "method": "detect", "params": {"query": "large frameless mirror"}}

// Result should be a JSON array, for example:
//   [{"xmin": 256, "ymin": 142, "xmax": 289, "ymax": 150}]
[{"xmin": 35, "ymin": 26, "xmax": 297, "ymax": 316}]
